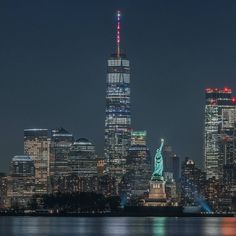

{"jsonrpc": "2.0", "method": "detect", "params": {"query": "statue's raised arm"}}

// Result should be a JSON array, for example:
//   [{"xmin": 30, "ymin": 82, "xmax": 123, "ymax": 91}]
[
  {"xmin": 152, "ymin": 139, "xmax": 164, "ymax": 180},
  {"xmin": 159, "ymin": 139, "xmax": 164, "ymax": 152}
]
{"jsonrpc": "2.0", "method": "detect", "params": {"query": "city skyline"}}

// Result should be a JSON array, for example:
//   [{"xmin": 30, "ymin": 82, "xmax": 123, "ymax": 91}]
[{"xmin": 1, "ymin": 1, "xmax": 236, "ymax": 172}]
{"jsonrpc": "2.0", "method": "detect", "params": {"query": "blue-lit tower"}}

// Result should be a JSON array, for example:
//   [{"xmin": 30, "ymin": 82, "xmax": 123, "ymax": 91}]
[{"xmin": 104, "ymin": 11, "xmax": 131, "ymax": 180}]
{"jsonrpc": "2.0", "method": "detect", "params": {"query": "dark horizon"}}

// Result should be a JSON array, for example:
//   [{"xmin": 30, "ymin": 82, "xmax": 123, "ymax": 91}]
[{"xmin": 1, "ymin": 0, "xmax": 236, "ymax": 172}]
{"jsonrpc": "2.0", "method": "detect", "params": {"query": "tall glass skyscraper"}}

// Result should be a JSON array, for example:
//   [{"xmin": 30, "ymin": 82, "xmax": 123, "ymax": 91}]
[
  {"xmin": 204, "ymin": 88, "xmax": 236, "ymax": 179},
  {"xmin": 104, "ymin": 11, "xmax": 131, "ymax": 179}
]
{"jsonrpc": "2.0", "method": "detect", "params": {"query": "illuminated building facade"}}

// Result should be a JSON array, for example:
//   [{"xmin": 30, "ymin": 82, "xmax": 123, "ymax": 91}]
[
  {"xmin": 0, "ymin": 173, "xmax": 7, "ymax": 208},
  {"xmin": 68, "ymin": 138, "xmax": 97, "ymax": 177},
  {"xmin": 180, "ymin": 158, "xmax": 206, "ymax": 207},
  {"xmin": 10, "ymin": 155, "xmax": 35, "ymax": 177},
  {"xmin": 24, "ymin": 129, "xmax": 50, "ymax": 194},
  {"xmin": 120, "ymin": 130, "xmax": 151, "ymax": 199},
  {"xmin": 50, "ymin": 127, "xmax": 74, "ymax": 193},
  {"xmin": 204, "ymin": 88, "xmax": 236, "ymax": 179},
  {"xmin": 220, "ymin": 164, "xmax": 236, "ymax": 211},
  {"xmin": 104, "ymin": 11, "xmax": 131, "ymax": 179},
  {"xmin": 131, "ymin": 131, "xmax": 146, "ymax": 146},
  {"xmin": 7, "ymin": 155, "xmax": 35, "ymax": 208}
]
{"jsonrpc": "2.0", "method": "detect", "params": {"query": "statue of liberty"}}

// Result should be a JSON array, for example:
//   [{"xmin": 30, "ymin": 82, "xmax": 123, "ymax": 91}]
[{"xmin": 151, "ymin": 139, "xmax": 164, "ymax": 181}]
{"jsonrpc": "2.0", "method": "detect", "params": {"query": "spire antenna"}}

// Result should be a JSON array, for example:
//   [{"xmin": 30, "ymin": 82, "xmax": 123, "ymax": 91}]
[{"xmin": 116, "ymin": 10, "xmax": 121, "ymax": 57}]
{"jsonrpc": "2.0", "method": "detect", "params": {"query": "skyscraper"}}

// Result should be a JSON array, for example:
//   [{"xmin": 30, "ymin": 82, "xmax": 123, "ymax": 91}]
[
  {"xmin": 204, "ymin": 88, "xmax": 236, "ymax": 180},
  {"xmin": 24, "ymin": 129, "xmax": 50, "ymax": 194},
  {"xmin": 50, "ymin": 127, "xmax": 74, "ymax": 177},
  {"xmin": 104, "ymin": 11, "xmax": 131, "ymax": 179}
]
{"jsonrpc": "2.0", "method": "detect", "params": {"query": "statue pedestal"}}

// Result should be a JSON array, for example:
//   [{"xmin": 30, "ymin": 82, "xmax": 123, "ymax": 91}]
[{"xmin": 144, "ymin": 178, "xmax": 167, "ymax": 207}]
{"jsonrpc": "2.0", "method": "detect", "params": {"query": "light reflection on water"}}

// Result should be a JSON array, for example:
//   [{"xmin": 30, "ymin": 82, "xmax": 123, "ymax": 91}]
[{"xmin": 0, "ymin": 217, "xmax": 235, "ymax": 236}]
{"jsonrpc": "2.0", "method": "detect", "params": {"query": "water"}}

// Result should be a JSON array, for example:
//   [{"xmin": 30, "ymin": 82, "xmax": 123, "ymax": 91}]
[{"xmin": 0, "ymin": 217, "xmax": 236, "ymax": 236}]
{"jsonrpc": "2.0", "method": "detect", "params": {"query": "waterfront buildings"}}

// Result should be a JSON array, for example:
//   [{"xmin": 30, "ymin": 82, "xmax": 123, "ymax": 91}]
[
  {"xmin": 24, "ymin": 129, "xmax": 50, "ymax": 194},
  {"xmin": 7, "ymin": 156, "xmax": 35, "ymax": 208},
  {"xmin": 104, "ymin": 11, "xmax": 131, "ymax": 180}
]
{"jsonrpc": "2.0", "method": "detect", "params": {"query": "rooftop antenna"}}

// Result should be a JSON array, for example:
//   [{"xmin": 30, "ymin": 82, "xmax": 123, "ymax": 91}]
[{"xmin": 116, "ymin": 10, "xmax": 121, "ymax": 57}]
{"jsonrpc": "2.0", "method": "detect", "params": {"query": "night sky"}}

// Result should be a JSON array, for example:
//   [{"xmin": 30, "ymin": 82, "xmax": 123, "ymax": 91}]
[{"xmin": 1, "ymin": 0, "xmax": 236, "ymax": 172}]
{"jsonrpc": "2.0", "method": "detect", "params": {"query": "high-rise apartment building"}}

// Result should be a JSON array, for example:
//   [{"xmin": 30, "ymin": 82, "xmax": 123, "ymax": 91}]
[
  {"xmin": 24, "ymin": 129, "xmax": 50, "ymax": 194},
  {"xmin": 204, "ymin": 88, "xmax": 236, "ymax": 179},
  {"xmin": 104, "ymin": 11, "xmax": 131, "ymax": 179}
]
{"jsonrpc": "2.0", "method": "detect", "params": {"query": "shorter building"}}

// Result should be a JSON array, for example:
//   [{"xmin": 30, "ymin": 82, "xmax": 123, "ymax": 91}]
[
  {"xmin": 7, "ymin": 156, "xmax": 35, "ymax": 208},
  {"xmin": 204, "ymin": 177, "xmax": 221, "ymax": 212},
  {"xmin": 219, "ymin": 164, "xmax": 236, "ymax": 212},
  {"xmin": 120, "ymin": 131, "xmax": 151, "ymax": 201},
  {"xmin": 49, "ymin": 127, "xmax": 74, "ymax": 193},
  {"xmin": 163, "ymin": 144, "xmax": 180, "ymax": 181},
  {"xmin": 97, "ymin": 159, "xmax": 105, "ymax": 176},
  {"xmin": 164, "ymin": 172, "xmax": 178, "ymax": 205},
  {"xmin": 68, "ymin": 138, "xmax": 97, "ymax": 177},
  {"xmin": 0, "ymin": 173, "xmax": 7, "ymax": 208},
  {"xmin": 180, "ymin": 158, "xmax": 206, "ymax": 208},
  {"xmin": 97, "ymin": 174, "xmax": 117, "ymax": 197}
]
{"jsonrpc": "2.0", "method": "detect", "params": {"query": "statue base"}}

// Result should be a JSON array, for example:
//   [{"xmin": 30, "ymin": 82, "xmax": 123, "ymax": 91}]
[{"xmin": 144, "ymin": 179, "xmax": 167, "ymax": 207}]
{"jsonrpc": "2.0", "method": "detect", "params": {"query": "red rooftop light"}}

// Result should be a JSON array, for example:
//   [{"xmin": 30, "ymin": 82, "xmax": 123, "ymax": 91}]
[
  {"xmin": 205, "ymin": 87, "xmax": 232, "ymax": 93},
  {"xmin": 223, "ymin": 87, "xmax": 232, "ymax": 93},
  {"xmin": 232, "ymin": 97, "xmax": 236, "ymax": 103}
]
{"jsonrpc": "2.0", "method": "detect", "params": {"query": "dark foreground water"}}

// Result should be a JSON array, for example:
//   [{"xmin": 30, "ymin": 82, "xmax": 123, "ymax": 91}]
[{"xmin": 0, "ymin": 217, "xmax": 236, "ymax": 236}]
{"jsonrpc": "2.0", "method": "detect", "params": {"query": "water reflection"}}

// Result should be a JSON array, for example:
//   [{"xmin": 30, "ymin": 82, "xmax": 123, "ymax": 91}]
[
  {"xmin": 221, "ymin": 218, "xmax": 236, "ymax": 236},
  {"xmin": 153, "ymin": 217, "xmax": 166, "ymax": 236},
  {"xmin": 0, "ymin": 217, "xmax": 235, "ymax": 236}
]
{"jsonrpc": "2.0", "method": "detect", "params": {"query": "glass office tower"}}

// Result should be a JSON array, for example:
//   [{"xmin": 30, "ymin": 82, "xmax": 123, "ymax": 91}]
[
  {"xmin": 104, "ymin": 53, "xmax": 131, "ymax": 179},
  {"xmin": 204, "ymin": 88, "xmax": 236, "ymax": 179}
]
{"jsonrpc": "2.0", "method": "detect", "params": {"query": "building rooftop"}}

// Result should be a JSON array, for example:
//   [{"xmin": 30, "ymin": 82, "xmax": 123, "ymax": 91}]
[{"xmin": 12, "ymin": 155, "xmax": 33, "ymax": 162}]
